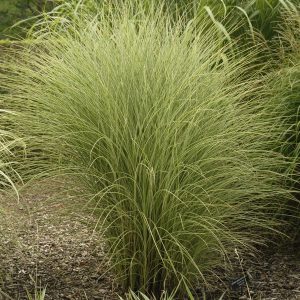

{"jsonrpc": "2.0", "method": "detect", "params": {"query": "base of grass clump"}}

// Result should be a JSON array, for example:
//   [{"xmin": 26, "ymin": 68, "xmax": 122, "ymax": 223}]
[
  {"xmin": 1, "ymin": 180, "xmax": 300, "ymax": 299},
  {"xmin": 0, "ymin": 2, "xmax": 297, "ymax": 297}
]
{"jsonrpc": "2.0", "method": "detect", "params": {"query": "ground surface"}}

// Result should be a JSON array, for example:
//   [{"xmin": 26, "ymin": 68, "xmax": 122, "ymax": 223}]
[
  {"xmin": 0, "ymin": 179, "xmax": 118, "ymax": 300},
  {"xmin": 0, "ymin": 180, "xmax": 299, "ymax": 300},
  {"xmin": 214, "ymin": 239, "xmax": 300, "ymax": 300}
]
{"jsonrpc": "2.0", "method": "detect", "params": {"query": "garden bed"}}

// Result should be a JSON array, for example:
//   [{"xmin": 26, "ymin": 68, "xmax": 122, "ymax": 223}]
[{"xmin": 0, "ymin": 180, "xmax": 299, "ymax": 300}]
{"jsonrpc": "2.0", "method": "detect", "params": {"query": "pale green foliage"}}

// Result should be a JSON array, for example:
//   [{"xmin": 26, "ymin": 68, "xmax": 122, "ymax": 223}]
[
  {"xmin": 0, "ymin": 4, "xmax": 296, "ymax": 298},
  {"xmin": 275, "ymin": 4, "xmax": 300, "ymax": 193},
  {"xmin": 0, "ymin": 287, "xmax": 46, "ymax": 300},
  {"xmin": 0, "ymin": 110, "xmax": 23, "ymax": 195},
  {"xmin": 121, "ymin": 290, "xmax": 176, "ymax": 300},
  {"xmin": 264, "ymin": 3, "xmax": 300, "ymax": 177},
  {"xmin": 26, "ymin": 287, "xmax": 47, "ymax": 300},
  {"xmin": 121, "ymin": 289, "xmax": 227, "ymax": 300}
]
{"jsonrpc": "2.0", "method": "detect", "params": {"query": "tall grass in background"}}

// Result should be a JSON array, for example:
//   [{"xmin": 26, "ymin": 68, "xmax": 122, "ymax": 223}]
[
  {"xmin": 163, "ymin": 0, "xmax": 296, "ymax": 40},
  {"xmin": 0, "ymin": 2, "xmax": 298, "ymax": 298},
  {"xmin": 0, "ymin": 42, "xmax": 45, "ymax": 183},
  {"xmin": 0, "ymin": 110, "xmax": 23, "ymax": 195},
  {"xmin": 26, "ymin": 0, "xmax": 296, "ymax": 43}
]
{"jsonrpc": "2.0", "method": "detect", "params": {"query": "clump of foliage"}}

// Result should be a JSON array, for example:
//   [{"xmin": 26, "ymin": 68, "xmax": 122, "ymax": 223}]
[{"xmin": 0, "ymin": 1, "xmax": 298, "ymax": 298}]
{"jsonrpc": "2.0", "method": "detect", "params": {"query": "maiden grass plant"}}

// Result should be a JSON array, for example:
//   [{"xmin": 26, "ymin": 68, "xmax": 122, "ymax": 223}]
[{"xmin": 1, "ymin": 5, "xmax": 296, "ymax": 297}]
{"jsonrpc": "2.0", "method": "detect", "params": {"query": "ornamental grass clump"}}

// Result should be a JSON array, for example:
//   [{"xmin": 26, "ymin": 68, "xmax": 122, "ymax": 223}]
[{"xmin": 0, "ymin": 6, "xmax": 296, "ymax": 297}]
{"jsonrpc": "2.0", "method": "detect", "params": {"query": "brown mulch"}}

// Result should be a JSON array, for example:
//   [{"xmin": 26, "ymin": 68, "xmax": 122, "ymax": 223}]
[
  {"xmin": 0, "ymin": 179, "xmax": 119, "ymax": 300},
  {"xmin": 0, "ymin": 180, "xmax": 299, "ymax": 300},
  {"xmin": 205, "ymin": 240, "xmax": 300, "ymax": 300}
]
